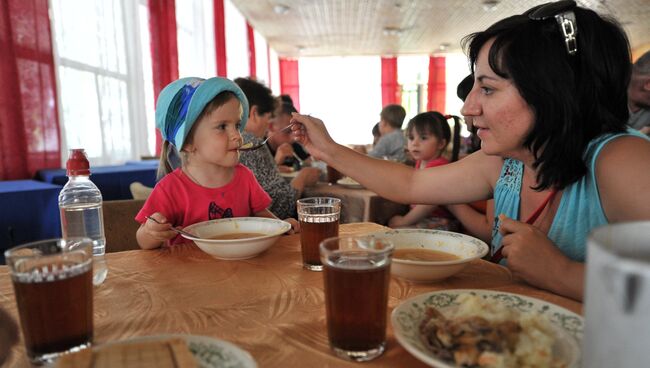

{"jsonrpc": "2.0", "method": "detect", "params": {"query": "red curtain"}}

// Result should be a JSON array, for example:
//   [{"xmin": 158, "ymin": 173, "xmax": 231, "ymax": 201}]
[
  {"xmin": 246, "ymin": 22, "xmax": 256, "ymax": 78},
  {"xmin": 213, "ymin": 0, "xmax": 227, "ymax": 77},
  {"xmin": 427, "ymin": 56, "xmax": 446, "ymax": 113},
  {"xmin": 148, "ymin": 0, "xmax": 179, "ymax": 155},
  {"xmin": 381, "ymin": 57, "xmax": 400, "ymax": 106},
  {"xmin": 0, "ymin": 0, "xmax": 61, "ymax": 180},
  {"xmin": 279, "ymin": 58, "xmax": 300, "ymax": 111}
]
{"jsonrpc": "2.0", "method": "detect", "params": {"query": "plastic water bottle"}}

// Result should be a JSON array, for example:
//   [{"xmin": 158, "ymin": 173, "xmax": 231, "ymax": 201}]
[{"xmin": 58, "ymin": 149, "xmax": 108, "ymax": 285}]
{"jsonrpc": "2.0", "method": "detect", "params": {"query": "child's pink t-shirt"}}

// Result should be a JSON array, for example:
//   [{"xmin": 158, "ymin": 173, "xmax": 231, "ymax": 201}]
[{"xmin": 135, "ymin": 164, "xmax": 272, "ymax": 244}]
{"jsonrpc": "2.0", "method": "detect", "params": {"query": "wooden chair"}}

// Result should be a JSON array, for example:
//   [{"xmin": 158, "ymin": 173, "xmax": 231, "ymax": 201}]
[
  {"xmin": 103, "ymin": 199, "xmax": 145, "ymax": 252},
  {"xmin": 129, "ymin": 182, "xmax": 153, "ymax": 200}
]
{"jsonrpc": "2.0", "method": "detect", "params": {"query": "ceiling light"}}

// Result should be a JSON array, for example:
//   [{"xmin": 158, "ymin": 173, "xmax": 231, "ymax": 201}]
[
  {"xmin": 482, "ymin": 0, "xmax": 499, "ymax": 11},
  {"xmin": 273, "ymin": 4, "xmax": 290, "ymax": 15},
  {"xmin": 439, "ymin": 43, "xmax": 451, "ymax": 51},
  {"xmin": 383, "ymin": 27, "xmax": 403, "ymax": 37}
]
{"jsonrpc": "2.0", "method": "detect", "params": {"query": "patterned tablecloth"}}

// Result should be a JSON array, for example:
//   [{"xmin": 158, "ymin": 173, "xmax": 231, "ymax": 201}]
[{"xmin": 0, "ymin": 222, "xmax": 582, "ymax": 367}]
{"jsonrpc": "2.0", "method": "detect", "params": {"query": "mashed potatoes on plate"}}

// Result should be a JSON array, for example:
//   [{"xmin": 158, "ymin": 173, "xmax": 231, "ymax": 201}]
[{"xmin": 419, "ymin": 294, "xmax": 565, "ymax": 368}]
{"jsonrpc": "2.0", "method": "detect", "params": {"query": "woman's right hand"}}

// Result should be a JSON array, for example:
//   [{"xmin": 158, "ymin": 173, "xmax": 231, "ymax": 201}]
[{"xmin": 290, "ymin": 113, "xmax": 336, "ymax": 161}]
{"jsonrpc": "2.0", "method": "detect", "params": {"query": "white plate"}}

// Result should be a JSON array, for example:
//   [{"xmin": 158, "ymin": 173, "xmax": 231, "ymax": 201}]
[
  {"xmin": 94, "ymin": 334, "xmax": 257, "ymax": 368},
  {"xmin": 392, "ymin": 289, "xmax": 583, "ymax": 368},
  {"xmin": 337, "ymin": 176, "xmax": 363, "ymax": 188}
]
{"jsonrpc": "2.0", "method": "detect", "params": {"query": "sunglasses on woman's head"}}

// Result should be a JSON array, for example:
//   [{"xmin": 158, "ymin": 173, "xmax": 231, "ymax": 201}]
[{"xmin": 526, "ymin": 0, "xmax": 578, "ymax": 56}]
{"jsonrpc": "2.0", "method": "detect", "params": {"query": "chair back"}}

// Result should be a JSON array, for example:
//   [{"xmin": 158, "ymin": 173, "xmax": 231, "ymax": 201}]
[
  {"xmin": 130, "ymin": 182, "xmax": 153, "ymax": 200},
  {"xmin": 103, "ymin": 199, "xmax": 144, "ymax": 252}
]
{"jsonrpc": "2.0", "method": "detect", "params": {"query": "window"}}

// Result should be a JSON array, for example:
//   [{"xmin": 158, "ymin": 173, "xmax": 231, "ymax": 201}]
[
  {"xmin": 300, "ymin": 56, "xmax": 382, "ymax": 145},
  {"xmin": 398, "ymin": 55, "xmax": 429, "ymax": 124},
  {"xmin": 51, "ymin": 0, "xmax": 153, "ymax": 166},
  {"xmin": 225, "ymin": 0, "xmax": 249, "ymax": 79},
  {"xmin": 254, "ymin": 29, "xmax": 270, "ymax": 86},
  {"xmin": 176, "ymin": 0, "xmax": 216, "ymax": 78}
]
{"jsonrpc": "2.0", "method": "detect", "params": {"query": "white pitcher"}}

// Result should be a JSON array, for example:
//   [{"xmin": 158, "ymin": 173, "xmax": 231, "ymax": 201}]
[{"xmin": 583, "ymin": 221, "xmax": 650, "ymax": 368}]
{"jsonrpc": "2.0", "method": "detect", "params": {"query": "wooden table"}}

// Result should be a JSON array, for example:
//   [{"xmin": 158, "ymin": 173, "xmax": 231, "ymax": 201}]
[
  {"xmin": 0, "ymin": 223, "xmax": 582, "ymax": 367},
  {"xmin": 304, "ymin": 183, "xmax": 409, "ymax": 225}
]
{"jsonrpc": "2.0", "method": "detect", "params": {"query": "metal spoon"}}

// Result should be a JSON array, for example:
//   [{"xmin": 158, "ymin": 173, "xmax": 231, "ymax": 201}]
[
  {"xmin": 238, "ymin": 124, "xmax": 295, "ymax": 151},
  {"xmin": 146, "ymin": 216, "xmax": 199, "ymax": 239}
]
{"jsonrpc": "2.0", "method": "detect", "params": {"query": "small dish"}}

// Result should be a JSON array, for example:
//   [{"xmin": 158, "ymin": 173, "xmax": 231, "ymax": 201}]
[
  {"xmin": 336, "ymin": 176, "xmax": 363, "ymax": 188},
  {"xmin": 368, "ymin": 229, "xmax": 488, "ymax": 282},
  {"xmin": 182, "ymin": 217, "xmax": 291, "ymax": 260},
  {"xmin": 392, "ymin": 289, "xmax": 583, "ymax": 368},
  {"xmin": 94, "ymin": 334, "xmax": 257, "ymax": 368}
]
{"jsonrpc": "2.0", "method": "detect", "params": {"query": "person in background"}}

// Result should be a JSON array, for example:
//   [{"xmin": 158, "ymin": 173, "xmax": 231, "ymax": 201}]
[
  {"xmin": 266, "ymin": 95, "xmax": 311, "ymax": 172},
  {"xmin": 367, "ymin": 104, "xmax": 407, "ymax": 162},
  {"xmin": 352, "ymin": 122, "xmax": 382, "ymax": 154},
  {"xmin": 236, "ymin": 78, "xmax": 320, "ymax": 219},
  {"xmin": 290, "ymin": 1, "xmax": 650, "ymax": 301},
  {"xmin": 135, "ymin": 77, "xmax": 298, "ymax": 250},
  {"xmin": 627, "ymin": 50, "xmax": 650, "ymax": 134},
  {"xmin": 388, "ymin": 112, "xmax": 459, "ymax": 230},
  {"xmin": 372, "ymin": 122, "xmax": 381, "ymax": 146},
  {"xmin": 446, "ymin": 74, "xmax": 495, "ymax": 244},
  {"xmin": 0, "ymin": 307, "xmax": 18, "ymax": 365},
  {"xmin": 457, "ymin": 74, "xmax": 482, "ymax": 153}
]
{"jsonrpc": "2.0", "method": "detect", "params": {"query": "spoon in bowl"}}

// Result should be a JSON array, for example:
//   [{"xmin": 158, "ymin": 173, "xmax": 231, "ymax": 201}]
[
  {"xmin": 238, "ymin": 124, "xmax": 295, "ymax": 151},
  {"xmin": 146, "ymin": 216, "xmax": 199, "ymax": 238}
]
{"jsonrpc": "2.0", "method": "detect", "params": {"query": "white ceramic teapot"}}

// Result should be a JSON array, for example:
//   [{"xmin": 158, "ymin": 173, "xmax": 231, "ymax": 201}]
[{"xmin": 583, "ymin": 221, "xmax": 650, "ymax": 367}]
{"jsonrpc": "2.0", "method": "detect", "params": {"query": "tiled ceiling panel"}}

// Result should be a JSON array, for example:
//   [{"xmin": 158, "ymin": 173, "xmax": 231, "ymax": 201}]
[{"xmin": 232, "ymin": 0, "xmax": 650, "ymax": 57}]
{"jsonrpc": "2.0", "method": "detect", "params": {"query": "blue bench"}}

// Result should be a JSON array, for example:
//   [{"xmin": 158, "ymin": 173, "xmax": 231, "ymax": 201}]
[
  {"xmin": 37, "ymin": 164, "xmax": 157, "ymax": 201},
  {"xmin": 0, "ymin": 180, "xmax": 63, "ymax": 263}
]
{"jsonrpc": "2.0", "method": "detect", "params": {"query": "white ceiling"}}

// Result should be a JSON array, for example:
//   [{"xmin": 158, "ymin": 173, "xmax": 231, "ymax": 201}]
[{"xmin": 232, "ymin": 0, "xmax": 650, "ymax": 57}]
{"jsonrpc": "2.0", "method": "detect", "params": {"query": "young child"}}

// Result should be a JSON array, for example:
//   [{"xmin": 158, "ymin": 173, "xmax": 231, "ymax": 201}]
[
  {"xmin": 135, "ymin": 77, "xmax": 298, "ymax": 250},
  {"xmin": 388, "ymin": 112, "xmax": 457, "ymax": 229},
  {"xmin": 367, "ymin": 104, "xmax": 407, "ymax": 162}
]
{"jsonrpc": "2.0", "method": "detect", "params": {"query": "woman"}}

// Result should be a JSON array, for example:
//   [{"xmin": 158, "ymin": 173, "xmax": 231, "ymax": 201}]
[{"xmin": 290, "ymin": 0, "xmax": 650, "ymax": 301}]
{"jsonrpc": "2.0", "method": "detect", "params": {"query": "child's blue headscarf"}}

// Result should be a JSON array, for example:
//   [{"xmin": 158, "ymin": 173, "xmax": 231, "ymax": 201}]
[{"xmin": 155, "ymin": 77, "xmax": 249, "ymax": 150}]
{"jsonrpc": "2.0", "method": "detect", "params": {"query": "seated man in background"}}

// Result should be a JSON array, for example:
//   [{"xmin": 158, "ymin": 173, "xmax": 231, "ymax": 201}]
[
  {"xmin": 266, "ymin": 95, "xmax": 311, "ymax": 172},
  {"xmin": 236, "ymin": 78, "xmax": 319, "ymax": 219},
  {"xmin": 367, "ymin": 104, "xmax": 407, "ymax": 162},
  {"xmin": 628, "ymin": 51, "xmax": 650, "ymax": 134}
]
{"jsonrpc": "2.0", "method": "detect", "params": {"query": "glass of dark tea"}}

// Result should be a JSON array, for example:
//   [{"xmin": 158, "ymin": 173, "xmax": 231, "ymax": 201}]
[
  {"xmin": 320, "ymin": 236, "xmax": 394, "ymax": 361},
  {"xmin": 4, "ymin": 238, "xmax": 94, "ymax": 365},
  {"xmin": 297, "ymin": 197, "xmax": 341, "ymax": 271}
]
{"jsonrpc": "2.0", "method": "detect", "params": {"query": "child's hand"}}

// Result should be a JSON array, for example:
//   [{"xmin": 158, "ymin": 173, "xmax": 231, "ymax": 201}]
[
  {"xmin": 143, "ymin": 213, "xmax": 177, "ymax": 242},
  {"xmin": 284, "ymin": 218, "xmax": 300, "ymax": 234},
  {"xmin": 388, "ymin": 215, "xmax": 407, "ymax": 228}
]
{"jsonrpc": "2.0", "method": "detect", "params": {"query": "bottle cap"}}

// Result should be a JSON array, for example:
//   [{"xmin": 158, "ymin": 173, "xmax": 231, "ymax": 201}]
[{"xmin": 66, "ymin": 148, "xmax": 90, "ymax": 176}]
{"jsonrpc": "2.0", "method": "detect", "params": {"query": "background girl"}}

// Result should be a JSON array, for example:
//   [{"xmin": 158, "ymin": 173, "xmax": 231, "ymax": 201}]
[
  {"xmin": 135, "ymin": 77, "xmax": 297, "ymax": 250},
  {"xmin": 388, "ymin": 112, "xmax": 457, "ymax": 229}
]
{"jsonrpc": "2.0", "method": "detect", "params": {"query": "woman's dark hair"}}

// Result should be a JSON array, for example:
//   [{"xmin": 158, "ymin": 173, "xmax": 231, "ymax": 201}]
[
  {"xmin": 234, "ymin": 77, "xmax": 276, "ymax": 115},
  {"xmin": 406, "ymin": 111, "xmax": 461, "ymax": 162},
  {"xmin": 462, "ymin": 6, "xmax": 631, "ymax": 190}
]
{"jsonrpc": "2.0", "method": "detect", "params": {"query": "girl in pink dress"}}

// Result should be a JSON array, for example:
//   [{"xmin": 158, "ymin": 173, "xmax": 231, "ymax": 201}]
[{"xmin": 388, "ymin": 112, "xmax": 458, "ymax": 229}]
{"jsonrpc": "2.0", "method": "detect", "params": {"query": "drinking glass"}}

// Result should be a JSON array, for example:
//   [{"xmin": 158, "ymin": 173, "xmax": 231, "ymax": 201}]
[
  {"xmin": 297, "ymin": 197, "xmax": 341, "ymax": 271},
  {"xmin": 5, "ymin": 238, "xmax": 94, "ymax": 365},
  {"xmin": 320, "ymin": 235, "xmax": 394, "ymax": 361}
]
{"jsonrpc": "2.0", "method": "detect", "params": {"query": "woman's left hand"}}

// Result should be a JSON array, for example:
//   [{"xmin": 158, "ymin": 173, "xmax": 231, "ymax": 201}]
[{"xmin": 498, "ymin": 214, "xmax": 570, "ymax": 289}]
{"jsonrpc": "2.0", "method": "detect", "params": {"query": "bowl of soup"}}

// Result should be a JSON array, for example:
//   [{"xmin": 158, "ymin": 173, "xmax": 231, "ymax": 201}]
[
  {"xmin": 181, "ymin": 217, "xmax": 291, "ymax": 260},
  {"xmin": 368, "ymin": 229, "xmax": 489, "ymax": 282}
]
